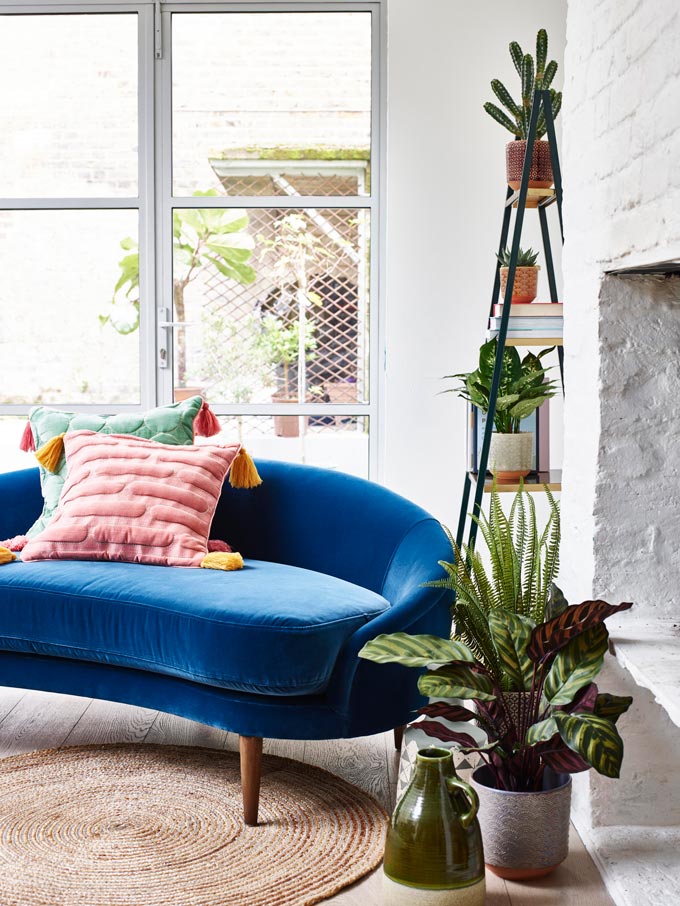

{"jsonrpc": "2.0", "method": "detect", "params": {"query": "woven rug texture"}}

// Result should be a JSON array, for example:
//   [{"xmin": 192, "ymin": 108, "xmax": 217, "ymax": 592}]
[{"xmin": 0, "ymin": 744, "xmax": 387, "ymax": 906}]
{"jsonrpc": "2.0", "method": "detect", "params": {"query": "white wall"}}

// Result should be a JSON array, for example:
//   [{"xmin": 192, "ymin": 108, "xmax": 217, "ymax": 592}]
[
  {"xmin": 560, "ymin": 0, "xmax": 680, "ymax": 609},
  {"xmin": 382, "ymin": 0, "xmax": 567, "ymax": 529}
]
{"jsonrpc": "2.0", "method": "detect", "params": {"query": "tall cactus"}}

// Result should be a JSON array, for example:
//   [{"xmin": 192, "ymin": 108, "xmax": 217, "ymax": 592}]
[{"xmin": 484, "ymin": 29, "xmax": 561, "ymax": 140}]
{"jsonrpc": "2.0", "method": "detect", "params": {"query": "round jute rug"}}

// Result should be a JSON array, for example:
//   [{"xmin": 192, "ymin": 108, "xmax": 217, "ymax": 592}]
[{"xmin": 0, "ymin": 744, "xmax": 387, "ymax": 906}]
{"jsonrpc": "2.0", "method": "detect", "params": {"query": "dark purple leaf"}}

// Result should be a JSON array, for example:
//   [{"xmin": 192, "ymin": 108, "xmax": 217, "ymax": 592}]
[
  {"xmin": 559, "ymin": 682, "xmax": 598, "ymax": 714},
  {"xmin": 417, "ymin": 720, "xmax": 479, "ymax": 748},
  {"xmin": 418, "ymin": 702, "xmax": 478, "ymax": 723},
  {"xmin": 539, "ymin": 742, "xmax": 590, "ymax": 774},
  {"xmin": 527, "ymin": 599, "xmax": 633, "ymax": 663}
]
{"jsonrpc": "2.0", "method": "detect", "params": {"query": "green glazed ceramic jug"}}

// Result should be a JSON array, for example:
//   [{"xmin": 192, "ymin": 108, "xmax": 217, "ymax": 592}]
[{"xmin": 383, "ymin": 747, "xmax": 485, "ymax": 906}]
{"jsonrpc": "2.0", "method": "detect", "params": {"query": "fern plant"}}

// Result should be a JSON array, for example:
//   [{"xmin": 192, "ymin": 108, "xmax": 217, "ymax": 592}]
[
  {"xmin": 427, "ymin": 485, "xmax": 560, "ymax": 687},
  {"xmin": 483, "ymin": 29, "xmax": 562, "ymax": 140}
]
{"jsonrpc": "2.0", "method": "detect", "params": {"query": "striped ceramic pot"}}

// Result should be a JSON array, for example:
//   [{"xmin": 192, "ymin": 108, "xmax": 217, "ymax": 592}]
[
  {"xmin": 471, "ymin": 765, "xmax": 572, "ymax": 880},
  {"xmin": 383, "ymin": 747, "xmax": 485, "ymax": 905}
]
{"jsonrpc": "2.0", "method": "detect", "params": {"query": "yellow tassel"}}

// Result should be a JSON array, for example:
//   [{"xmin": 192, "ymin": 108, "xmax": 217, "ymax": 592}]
[
  {"xmin": 35, "ymin": 433, "xmax": 66, "ymax": 473},
  {"xmin": 229, "ymin": 447, "xmax": 262, "ymax": 489},
  {"xmin": 200, "ymin": 551, "xmax": 244, "ymax": 571},
  {"xmin": 0, "ymin": 547, "xmax": 16, "ymax": 565}
]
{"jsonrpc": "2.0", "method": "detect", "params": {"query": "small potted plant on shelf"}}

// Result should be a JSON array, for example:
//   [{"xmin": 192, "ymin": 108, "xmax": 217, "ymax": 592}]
[
  {"xmin": 483, "ymin": 29, "xmax": 562, "ymax": 202},
  {"xmin": 497, "ymin": 246, "xmax": 540, "ymax": 303},
  {"xmin": 447, "ymin": 338, "xmax": 557, "ymax": 481},
  {"xmin": 359, "ymin": 487, "xmax": 633, "ymax": 879}
]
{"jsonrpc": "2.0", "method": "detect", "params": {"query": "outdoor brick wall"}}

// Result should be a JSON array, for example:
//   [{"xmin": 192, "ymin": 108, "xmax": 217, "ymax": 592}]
[{"xmin": 560, "ymin": 0, "xmax": 680, "ymax": 616}]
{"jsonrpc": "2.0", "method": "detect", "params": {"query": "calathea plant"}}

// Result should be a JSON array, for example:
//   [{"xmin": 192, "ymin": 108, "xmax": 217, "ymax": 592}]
[
  {"xmin": 359, "ymin": 591, "xmax": 633, "ymax": 792},
  {"xmin": 484, "ymin": 28, "xmax": 562, "ymax": 139},
  {"xmin": 447, "ymin": 338, "xmax": 557, "ymax": 434}
]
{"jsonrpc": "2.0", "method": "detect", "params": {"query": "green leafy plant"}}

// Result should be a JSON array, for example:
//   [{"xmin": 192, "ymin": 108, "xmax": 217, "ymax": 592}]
[
  {"xmin": 257, "ymin": 313, "xmax": 317, "ymax": 399},
  {"xmin": 101, "ymin": 190, "xmax": 256, "ymax": 386},
  {"xmin": 447, "ymin": 338, "xmax": 557, "ymax": 433},
  {"xmin": 483, "ymin": 29, "xmax": 562, "ymax": 139},
  {"xmin": 359, "ymin": 592, "xmax": 633, "ymax": 791},
  {"xmin": 431, "ymin": 487, "xmax": 560, "ymax": 680},
  {"xmin": 496, "ymin": 246, "xmax": 539, "ymax": 267}
]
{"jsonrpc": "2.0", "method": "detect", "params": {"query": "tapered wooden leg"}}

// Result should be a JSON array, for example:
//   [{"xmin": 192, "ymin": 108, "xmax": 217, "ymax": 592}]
[
  {"xmin": 239, "ymin": 735, "xmax": 263, "ymax": 826},
  {"xmin": 393, "ymin": 725, "xmax": 405, "ymax": 751}
]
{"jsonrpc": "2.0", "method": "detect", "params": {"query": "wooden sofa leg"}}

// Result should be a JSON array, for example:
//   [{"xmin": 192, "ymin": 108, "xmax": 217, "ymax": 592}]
[
  {"xmin": 393, "ymin": 725, "xmax": 405, "ymax": 751},
  {"xmin": 239, "ymin": 735, "xmax": 263, "ymax": 826}
]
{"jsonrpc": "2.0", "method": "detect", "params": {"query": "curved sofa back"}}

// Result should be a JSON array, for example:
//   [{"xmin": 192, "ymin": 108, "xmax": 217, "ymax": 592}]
[
  {"xmin": 212, "ymin": 459, "xmax": 444, "ymax": 595},
  {"xmin": 0, "ymin": 463, "xmax": 448, "ymax": 599}
]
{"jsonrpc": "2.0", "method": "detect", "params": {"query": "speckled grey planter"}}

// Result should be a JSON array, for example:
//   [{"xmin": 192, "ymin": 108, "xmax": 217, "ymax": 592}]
[{"xmin": 471, "ymin": 766, "xmax": 572, "ymax": 880}]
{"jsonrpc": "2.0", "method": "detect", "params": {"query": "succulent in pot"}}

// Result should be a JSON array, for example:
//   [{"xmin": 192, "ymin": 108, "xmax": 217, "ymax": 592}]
[
  {"xmin": 483, "ymin": 29, "xmax": 562, "ymax": 200},
  {"xmin": 496, "ymin": 246, "xmax": 540, "ymax": 303},
  {"xmin": 359, "ymin": 588, "xmax": 633, "ymax": 879},
  {"xmin": 446, "ymin": 338, "xmax": 557, "ymax": 480}
]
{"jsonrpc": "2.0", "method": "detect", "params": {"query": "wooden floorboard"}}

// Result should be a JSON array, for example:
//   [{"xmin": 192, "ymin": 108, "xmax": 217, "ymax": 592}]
[{"xmin": 0, "ymin": 688, "xmax": 614, "ymax": 905}]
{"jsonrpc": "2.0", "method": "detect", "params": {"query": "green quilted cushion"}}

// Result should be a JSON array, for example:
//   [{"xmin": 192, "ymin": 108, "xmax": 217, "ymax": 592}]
[{"xmin": 26, "ymin": 396, "xmax": 205, "ymax": 537}]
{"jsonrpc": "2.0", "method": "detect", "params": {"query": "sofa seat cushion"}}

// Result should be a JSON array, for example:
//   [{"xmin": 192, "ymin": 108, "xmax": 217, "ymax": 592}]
[{"xmin": 0, "ymin": 559, "xmax": 390, "ymax": 695}]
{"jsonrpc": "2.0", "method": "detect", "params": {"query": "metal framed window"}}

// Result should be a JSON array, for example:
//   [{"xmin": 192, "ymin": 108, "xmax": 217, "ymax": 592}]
[{"xmin": 0, "ymin": 0, "xmax": 384, "ymax": 480}]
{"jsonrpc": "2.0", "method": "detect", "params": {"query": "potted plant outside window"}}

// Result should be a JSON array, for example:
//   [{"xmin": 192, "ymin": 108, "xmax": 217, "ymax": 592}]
[
  {"xmin": 447, "ymin": 338, "xmax": 557, "ymax": 481},
  {"xmin": 483, "ymin": 29, "xmax": 562, "ymax": 202},
  {"xmin": 497, "ymin": 246, "xmax": 540, "ymax": 303},
  {"xmin": 257, "ymin": 313, "xmax": 317, "ymax": 437},
  {"xmin": 359, "ymin": 489, "xmax": 633, "ymax": 880}
]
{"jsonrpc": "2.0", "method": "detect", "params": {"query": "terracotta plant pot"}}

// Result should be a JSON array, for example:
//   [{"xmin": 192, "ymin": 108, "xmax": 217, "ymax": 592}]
[
  {"xmin": 471, "ymin": 765, "xmax": 571, "ymax": 880},
  {"xmin": 506, "ymin": 140, "xmax": 553, "ymax": 205},
  {"xmin": 488, "ymin": 432, "xmax": 533, "ymax": 481},
  {"xmin": 499, "ymin": 266, "xmax": 539, "ymax": 303},
  {"xmin": 271, "ymin": 391, "xmax": 308, "ymax": 438},
  {"xmin": 173, "ymin": 386, "xmax": 203, "ymax": 403}
]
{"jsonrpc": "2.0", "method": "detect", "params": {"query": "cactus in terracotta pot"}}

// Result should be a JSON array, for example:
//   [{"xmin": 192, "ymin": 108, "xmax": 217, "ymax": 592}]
[{"xmin": 483, "ymin": 29, "xmax": 562, "ymax": 192}]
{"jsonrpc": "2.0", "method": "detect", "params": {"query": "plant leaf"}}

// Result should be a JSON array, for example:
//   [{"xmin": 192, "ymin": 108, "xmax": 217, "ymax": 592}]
[
  {"xmin": 538, "ymin": 740, "xmax": 590, "ymax": 773},
  {"xmin": 594, "ymin": 693, "xmax": 634, "ymax": 724},
  {"xmin": 417, "ymin": 721, "xmax": 480, "ymax": 748},
  {"xmin": 553, "ymin": 712, "xmax": 624, "ymax": 778},
  {"xmin": 488, "ymin": 610, "xmax": 535, "ymax": 690},
  {"xmin": 418, "ymin": 701, "xmax": 479, "ymax": 723},
  {"xmin": 544, "ymin": 625, "xmax": 609, "ymax": 706},
  {"xmin": 358, "ymin": 633, "xmax": 475, "ymax": 667},
  {"xmin": 418, "ymin": 665, "xmax": 496, "ymax": 701},
  {"xmin": 527, "ymin": 599, "xmax": 633, "ymax": 663},
  {"xmin": 545, "ymin": 583, "xmax": 569, "ymax": 620},
  {"xmin": 526, "ymin": 716, "xmax": 557, "ymax": 746}
]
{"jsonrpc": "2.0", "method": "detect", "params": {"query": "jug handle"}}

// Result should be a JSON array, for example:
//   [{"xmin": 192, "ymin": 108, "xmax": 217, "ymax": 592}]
[{"xmin": 446, "ymin": 776, "xmax": 479, "ymax": 828}]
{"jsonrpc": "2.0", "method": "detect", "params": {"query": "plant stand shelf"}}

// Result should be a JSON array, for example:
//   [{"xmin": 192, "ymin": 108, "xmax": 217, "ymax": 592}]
[
  {"xmin": 457, "ymin": 89, "xmax": 564, "ymax": 550},
  {"xmin": 467, "ymin": 469, "xmax": 562, "ymax": 493}
]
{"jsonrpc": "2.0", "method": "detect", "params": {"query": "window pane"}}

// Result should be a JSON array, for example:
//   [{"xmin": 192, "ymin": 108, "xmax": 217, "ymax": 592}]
[
  {"xmin": 0, "ymin": 14, "xmax": 138, "ymax": 198},
  {"xmin": 205, "ymin": 415, "xmax": 369, "ymax": 479},
  {"xmin": 171, "ymin": 208, "xmax": 369, "ymax": 405},
  {"xmin": 0, "ymin": 210, "xmax": 140, "ymax": 405},
  {"xmin": 0, "ymin": 417, "xmax": 34, "ymax": 475},
  {"xmin": 172, "ymin": 13, "xmax": 371, "ymax": 196}
]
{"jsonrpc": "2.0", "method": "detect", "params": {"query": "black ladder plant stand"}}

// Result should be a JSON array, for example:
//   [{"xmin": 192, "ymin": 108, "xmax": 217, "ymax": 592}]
[{"xmin": 456, "ymin": 89, "xmax": 564, "ymax": 552}]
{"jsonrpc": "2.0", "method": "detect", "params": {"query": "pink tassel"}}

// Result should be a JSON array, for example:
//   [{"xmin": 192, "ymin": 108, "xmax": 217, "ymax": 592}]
[
  {"xmin": 19, "ymin": 422, "xmax": 35, "ymax": 453},
  {"xmin": 0, "ymin": 535, "xmax": 28, "ymax": 552},
  {"xmin": 194, "ymin": 400, "xmax": 221, "ymax": 438},
  {"xmin": 208, "ymin": 539, "xmax": 232, "ymax": 553}
]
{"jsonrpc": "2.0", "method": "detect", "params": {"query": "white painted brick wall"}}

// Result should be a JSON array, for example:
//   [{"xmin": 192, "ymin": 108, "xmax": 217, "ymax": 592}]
[{"xmin": 561, "ymin": 0, "xmax": 680, "ymax": 614}]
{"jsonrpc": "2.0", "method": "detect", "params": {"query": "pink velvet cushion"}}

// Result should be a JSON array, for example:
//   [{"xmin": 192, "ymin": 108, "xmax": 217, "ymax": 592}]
[{"xmin": 22, "ymin": 431, "xmax": 240, "ymax": 567}]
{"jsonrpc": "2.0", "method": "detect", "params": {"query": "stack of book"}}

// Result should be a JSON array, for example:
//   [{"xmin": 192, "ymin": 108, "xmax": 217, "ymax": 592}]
[{"xmin": 488, "ymin": 302, "xmax": 563, "ymax": 342}]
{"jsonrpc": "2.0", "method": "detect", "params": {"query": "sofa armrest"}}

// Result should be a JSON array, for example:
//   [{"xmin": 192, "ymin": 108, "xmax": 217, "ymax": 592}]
[
  {"xmin": 0, "ymin": 468, "xmax": 42, "ymax": 540},
  {"xmin": 324, "ymin": 517, "xmax": 453, "ymax": 722}
]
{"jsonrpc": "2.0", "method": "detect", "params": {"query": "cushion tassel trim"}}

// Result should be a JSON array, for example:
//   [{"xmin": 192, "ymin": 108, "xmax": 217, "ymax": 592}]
[
  {"xmin": 229, "ymin": 447, "xmax": 262, "ymax": 489},
  {"xmin": 19, "ymin": 422, "xmax": 36, "ymax": 453},
  {"xmin": 35, "ymin": 433, "xmax": 66, "ymax": 473},
  {"xmin": 0, "ymin": 547, "xmax": 17, "ymax": 565},
  {"xmin": 200, "ymin": 551, "xmax": 244, "ymax": 571},
  {"xmin": 194, "ymin": 400, "xmax": 221, "ymax": 438}
]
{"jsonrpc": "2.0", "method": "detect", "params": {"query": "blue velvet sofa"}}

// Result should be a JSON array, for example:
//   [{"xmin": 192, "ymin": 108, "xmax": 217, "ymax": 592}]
[{"xmin": 0, "ymin": 461, "xmax": 451, "ymax": 823}]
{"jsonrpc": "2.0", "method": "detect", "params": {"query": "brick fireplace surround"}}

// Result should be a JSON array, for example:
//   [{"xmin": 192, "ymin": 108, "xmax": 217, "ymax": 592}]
[{"xmin": 560, "ymin": 1, "xmax": 680, "ymax": 903}]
